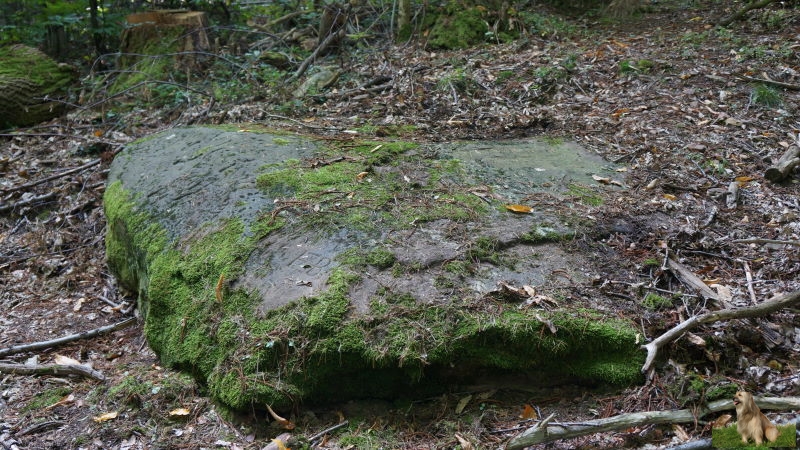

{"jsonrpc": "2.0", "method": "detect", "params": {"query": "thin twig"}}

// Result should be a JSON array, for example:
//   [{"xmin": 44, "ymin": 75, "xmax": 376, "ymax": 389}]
[
  {"xmin": 731, "ymin": 238, "xmax": 800, "ymax": 246},
  {"xmin": 1, "ymin": 158, "xmax": 102, "ymax": 194},
  {"xmin": 309, "ymin": 420, "xmax": 349, "ymax": 442},
  {"xmin": 742, "ymin": 260, "xmax": 757, "ymax": 305},
  {"xmin": 0, "ymin": 317, "xmax": 136, "ymax": 358},
  {"xmin": 289, "ymin": 28, "xmax": 347, "ymax": 82},
  {"xmin": 0, "ymin": 192, "xmax": 57, "ymax": 213},
  {"xmin": 641, "ymin": 289, "xmax": 800, "ymax": 373}
]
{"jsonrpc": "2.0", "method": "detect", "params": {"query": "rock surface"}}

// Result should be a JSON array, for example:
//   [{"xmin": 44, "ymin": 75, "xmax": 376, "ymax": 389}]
[{"xmin": 105, "ymin": 125, "xmax": 643, "ymax": 409}]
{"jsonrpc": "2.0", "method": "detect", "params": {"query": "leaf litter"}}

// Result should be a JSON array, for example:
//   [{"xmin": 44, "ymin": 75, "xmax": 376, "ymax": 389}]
[{"xmin": 1, "ymin": 2, "xmax": 799, "ymax": 449}]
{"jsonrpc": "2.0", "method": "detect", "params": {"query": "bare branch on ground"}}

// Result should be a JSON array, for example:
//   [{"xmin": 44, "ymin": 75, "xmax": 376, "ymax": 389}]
[
  {"xmin": 0, "ymin": 317, "xmax": 137, "ymax": 358},
  {"xmin": 505, "ymin": 396, "xmax": 800, "ymax": 449},
  {"xmin": 0, "ymin": 363, "xmax": 105, "ymax": 381},
  {"xmin": 641, "ymin": 289, "xmax": 800, "ymax": 373}
]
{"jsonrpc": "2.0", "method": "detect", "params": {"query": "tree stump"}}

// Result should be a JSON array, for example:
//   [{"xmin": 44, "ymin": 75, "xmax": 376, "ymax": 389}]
[{"xmin": 120, "ymin": 10, "xmax": 211, "ymax": 71}]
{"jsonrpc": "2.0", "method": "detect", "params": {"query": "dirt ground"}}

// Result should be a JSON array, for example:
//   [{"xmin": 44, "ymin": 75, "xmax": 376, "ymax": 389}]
[{"xmin": 1, "ymin": 1, "xmax": 799, "ymax": 449}]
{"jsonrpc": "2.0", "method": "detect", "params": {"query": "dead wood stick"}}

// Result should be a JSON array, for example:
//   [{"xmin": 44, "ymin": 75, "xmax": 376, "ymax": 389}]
[
  {"xmin": 764, "ymin": 146, "xmax": 800, "ymax": 182},
  {"xmin": 731, "ymin": 238, "xmax": 800, "ymax": 247},
  {"xmin": 0, "ymin": 317, "xmax": 136, "ymax": 358},
  {"xmin": 666, "ymin": 258, "xmax": 720, "ymax": 303},
  {"xmin": 0, "ymin": 192, "xmax": 57, "ymax": 213},
  {"xmin": 641, "ymin": 289, "xmax": 800, "ymax": 373},
  {"xmin": 309, "ymin": 420, "xmax": 349, "ymax": 442},
  {"xmin": 1, "ymin": 158, "xmax": 102, "ymax": 194},
  {"xmin": 737, "ymin": 74, "xmax": 800, "ymax": 91},
  {"xmin": 506, "ymin": 396, "xmax": 800, "ymax": 449},
  {"xmin": 0, "ymin": 362, "xmax": 105, "ymax": 381},
  {"xmin": 719, "ymin": 0, "xmax": 777, "ymax": 26},
  {"xmin": 289, "ymin": 28, "xmax": 347, "ymax": 82}
]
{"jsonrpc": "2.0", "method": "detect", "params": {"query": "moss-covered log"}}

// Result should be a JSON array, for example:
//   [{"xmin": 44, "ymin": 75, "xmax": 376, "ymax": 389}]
[{"xmin": 0, "ymin": 45, "xmax": 76, "ymax": 127}]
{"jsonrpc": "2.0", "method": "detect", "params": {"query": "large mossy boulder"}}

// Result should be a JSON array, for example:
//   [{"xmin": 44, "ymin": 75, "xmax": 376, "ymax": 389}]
[
  {"xmin": 105, "ymin": 126, "xmax": 643, "ymax": 409},
  {"xmin": 0, "ymin": 45, "xmax": 76, "ymax": 127}
]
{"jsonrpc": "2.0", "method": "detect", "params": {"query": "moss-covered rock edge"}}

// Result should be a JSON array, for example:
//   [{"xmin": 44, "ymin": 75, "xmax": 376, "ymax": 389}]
[{"xmin": 104, "ymin": 135, "xmax": 645, "ymax": 410}]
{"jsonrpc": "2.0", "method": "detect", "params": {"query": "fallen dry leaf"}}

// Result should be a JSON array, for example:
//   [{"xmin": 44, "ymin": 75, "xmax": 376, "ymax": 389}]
[
  {"xmin": 455, "ymin": 394, "xmax": 472, "ymax": 414},
  {"xmin": 454, "ymin": 433, "xmax": 474, "ymax": 450},
  {"xmin": 672, "ymin": 424, "xmax": 690, "ymax": 441},
  {"xmin": 712, "ymin": 414, "xmax": 732, "ymax": 428},
  {"xmin": 54, "ymin": 354, "xmax": 81, "ymax": 366},
  {"xmin": 356, "ymin": 171, "xmax": 369, "ymax": 181},
  {"xmin": 93, "ymin": 411, "xmax": 119, "ymax": 423},
  {"xmin": 266, "ymin": 404, "xmax": 295, "ymax": 430},
  {"xmin": 45, "ymin": 394, "xmax": 75, "ymax": 410},
  {"xmin": 169, "ymin": 407, "xmax": 191, "ymax": 417},
  {"xmin": 519, "ymin": 404, "xmax": 538, "ymax": 420},
  {"xmin": 505, "ymin": 204, "xmax": 533, "ymax": 213}
]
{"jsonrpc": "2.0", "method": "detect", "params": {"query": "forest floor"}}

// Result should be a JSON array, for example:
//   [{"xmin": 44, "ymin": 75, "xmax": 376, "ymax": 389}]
[{"xmin": 1, "ymin": 1, "xmax": 800, "ymax": 449}]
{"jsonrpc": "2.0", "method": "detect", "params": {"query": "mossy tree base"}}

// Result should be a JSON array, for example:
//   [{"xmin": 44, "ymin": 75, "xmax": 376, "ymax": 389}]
[{"xmin": 104, "ymin": 126, "xmax": 644, "ymax": 410}]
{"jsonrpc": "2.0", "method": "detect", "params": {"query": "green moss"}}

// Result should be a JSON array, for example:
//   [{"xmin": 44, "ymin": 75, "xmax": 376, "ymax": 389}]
[
  {"xmin": 255, "ymin": 140, "xmax": 486, "ymax": 233},
  {"xmin": 712, "ymin": 423, "xmax": 796, "ymax": 448},
  {"xmin": 567, "ymin": 183, "xmax": 604, "ymax": 206},
  {"xmin": 641, "ymin": 293, "xmax": 672, "ymax": 310},
  {"xmin": 428, "ymin": 5, "xmax": 489, "ymax": 49},
  {"xmin": 521, "ymin": 225, "xmax": 573, "ymax": 243},
  {"xmin": 0, "ymin": 45, "xmax": 76, "ymax": 127},
  {"xmin": 105, "ymin": 133, "xmax": 644, "ymax": 412},
  {"xmin": 22, "ymin": 387, "xmax": 72, "ymax": 412},
  {"xmin": 338, "ymin": 247, "xmax": 396, "ymax": 270}
]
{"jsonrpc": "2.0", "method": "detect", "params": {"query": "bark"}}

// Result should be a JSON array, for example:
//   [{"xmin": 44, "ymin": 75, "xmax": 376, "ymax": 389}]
[
  {"xmin": 0, "ymin": 363, "xmax": 105, "ymax": 381},
  {"xmin": 764, "ymin": 146, "xmax": 800, "ymax": 183}
]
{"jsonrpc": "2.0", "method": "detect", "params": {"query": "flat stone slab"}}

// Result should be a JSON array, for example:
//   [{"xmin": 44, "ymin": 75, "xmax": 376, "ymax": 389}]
[{"xmin": 105, "ymin": 126, "xmax": 642, "ymax": 409}]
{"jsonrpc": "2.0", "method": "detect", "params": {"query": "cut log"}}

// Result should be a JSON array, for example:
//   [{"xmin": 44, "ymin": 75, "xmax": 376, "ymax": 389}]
[
  {"xmin": 120, "ymin": 10, "xmax": 211, "ymax": 71},
  {"xmin": 764, "ymin": 146, "xmax": 800, "ymax": 182}
]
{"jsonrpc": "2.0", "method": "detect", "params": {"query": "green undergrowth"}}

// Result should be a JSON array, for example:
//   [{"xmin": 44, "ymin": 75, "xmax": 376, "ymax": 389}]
[
  {"xmin": 712, "ymin": 423, "xmax": 796, "ymax": 448},
  {"xmin": 104, "ymin": 136, "xmax": 645, "ymax": 411}
]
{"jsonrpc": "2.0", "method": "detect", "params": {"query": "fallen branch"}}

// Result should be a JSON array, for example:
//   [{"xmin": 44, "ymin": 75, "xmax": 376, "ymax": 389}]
[
  {"xmin": 641, "ymin": 289, "xmax": 800, "ymax": 373},
  {"xmin": 719, "ymin": 0, "xmax": 777, "ymax": 27},
  {"xmin": 736, "ymin": 74, "xmax": 800, "ymax": 91},
  {"xmin": 731, "ymin": 238, "xmax": 800, "ymax": 247},
  {"xmin": 0, "ymin": 157, "xmax": 103, "ymax": 194},
  {"xmin": 764, "ymin": 146, "xmax": 800, "ymax": 183},
  {"xmin": 0, "ymin": 317, "xmax": 136, "ymax": 358},
  {"xmin": 289, "ymin": 28, "xmax": 347, "ymax": 82},
  {"xmin": 0, "ymin": 192, "xmax": 57, "ymax": 214},
  {"xmin": 665, "ymin": 258, "xmax": 720, "ymax": 304},
  {"xmin": 0, "ymin": 362, "xmax": 105, "ymax": 381},
  {"xmin": 506, "ymin": 396, "xmax": 800, "ymax": 449}
]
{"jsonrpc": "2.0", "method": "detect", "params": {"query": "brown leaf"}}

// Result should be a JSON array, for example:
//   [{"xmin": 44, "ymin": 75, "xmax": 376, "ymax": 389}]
[
  {"xmin": 672, "ymin": 424, "xmax": 690, "ymax": 441},
  {"xmin": 519, "ymin": 404, "xmax": 538, "ymax": 420},
  {"xmin": 93, "ymin": 411, "xmax": 119, "ymax": 423},
  {"xmin": 356, "ymin": 171, "xmax": 369, "ymax": 181},
  {"xmin": 454, "ymin": 433, "xmax": 474, "ymax": 450},
  {"xmin": 712, "ymin": 414, "xmax": 732, "ymax": 428},
  {"xmin": 266, "ymin": 404, "xmax": 295, "ymax": 430},
  {"xmin": 505, "ymin": 204, "xmax": 533, "ymax": 213},
  {"xmin": 686, "ymin": 332, "xmax": 706, "ymax": 347},
  {"xmin": 169, "ymin": 407, "xmax": 191, "ymax": 417}
]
